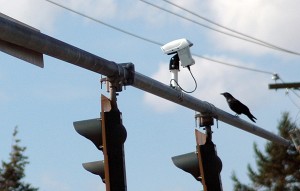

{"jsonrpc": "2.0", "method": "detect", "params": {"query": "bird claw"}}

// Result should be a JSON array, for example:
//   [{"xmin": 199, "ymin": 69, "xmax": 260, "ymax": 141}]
[{"xmin": 235, "ymin": 114, "xmax": 240, "ymax": 119}]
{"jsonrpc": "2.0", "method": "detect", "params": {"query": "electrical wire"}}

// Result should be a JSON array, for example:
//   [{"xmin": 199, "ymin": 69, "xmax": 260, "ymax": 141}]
[
  {"xmin": 44, "ymin": 0, "xmax": 163, "ymax": 46},
  {"xmin": 274, "ymin": 76, "xmax": 300, "ymax": 110},
  {"xmin": 161, "ymin": 0, "xmax": 300, "ymax": 56},
  {"xmin": 293, "ymin": 110, "xmax": 300, "ymax": 125},
  {"xmin": 44, "ymin": 0, "xmax": 300, "ymax": 109},
  {"xmin": 285, "ymin": 89, "xmax": 300, "ymax": 110},
  {"xmin": 279, "ymin": 77, "xmax": 300, "ymax": 98},
  {"xmin": 140, "ymin": 0, "xmax": 300, "ymax": 56},
  {"xmin": 44, "ymin": 0, "xmax": 275, "ymax": 76},
  {"xmin": 139, "ymin": 0, "xmax": 276, "ymax": 51},
  {"xmin": 192, "ymin": 53, "xmax": 274, "ymax": 75}
]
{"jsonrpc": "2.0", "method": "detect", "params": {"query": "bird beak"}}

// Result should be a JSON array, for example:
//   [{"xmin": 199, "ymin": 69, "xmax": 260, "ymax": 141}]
[{"xmin": 220, "ymin": 93, "xmax": 224, "ymax": 95}]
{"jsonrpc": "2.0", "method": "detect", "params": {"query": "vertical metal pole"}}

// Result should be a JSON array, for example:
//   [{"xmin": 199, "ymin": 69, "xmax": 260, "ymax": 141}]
[
  {"xmin": 197, "ymin": 113, "xmax": 223, "ymax": 191},
  {"xmin": 109, "ymin": 82, "xmax": 117, "ymax": 108},
  {"xmin": 101, "ymin": 96, "xmax": 111, "ymax": 191},
  {"xmin": 102, "ymin": 79, "xmax": 127, "ymax": 191}
]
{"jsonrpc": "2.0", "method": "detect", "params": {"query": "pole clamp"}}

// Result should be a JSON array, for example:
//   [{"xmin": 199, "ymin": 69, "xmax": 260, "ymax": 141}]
[{"xmin": 102, "ymin": 63, "xmax": 135, "ymax": 92}]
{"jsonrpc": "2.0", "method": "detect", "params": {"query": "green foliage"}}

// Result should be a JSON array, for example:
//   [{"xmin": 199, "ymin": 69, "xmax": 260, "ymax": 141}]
[
  {"xmin": 0, "ymin": 127, "xmax": 38, "ymax": 191},
  {"xmin": 232, "ymin": 112, "xmax": 300, "ymax": 191}
]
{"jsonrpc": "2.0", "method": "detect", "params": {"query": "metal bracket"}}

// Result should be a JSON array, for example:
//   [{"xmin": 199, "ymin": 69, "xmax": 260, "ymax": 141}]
[
  {"xmin": 101, "ymin": 62, "xmax": 135, "ymax": 94},
  {"xmin": 195, "ymin": 112, "xmax": 214, "ymax": 142},
  {"xmin": 118, "ymin": 63, "xmax": 135, "ymax": 86},
  {"xmin": 195, "ymin": 112, "xmax": 214, "ymax": 128},
  {"xmin": 107, "ymin": 63, "xmax": 135, "ymax": 93}
]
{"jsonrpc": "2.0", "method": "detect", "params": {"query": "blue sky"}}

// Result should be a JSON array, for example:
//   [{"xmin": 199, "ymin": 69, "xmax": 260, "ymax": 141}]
[{"xmin": 1, "ymin": 0, "xmax": 300, "ymax": 190}]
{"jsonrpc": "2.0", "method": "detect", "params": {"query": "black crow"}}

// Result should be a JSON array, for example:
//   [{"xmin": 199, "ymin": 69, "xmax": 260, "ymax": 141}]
[{"xmin": 221, "ymin": 92, "xmax": 257, "ymax": 123}]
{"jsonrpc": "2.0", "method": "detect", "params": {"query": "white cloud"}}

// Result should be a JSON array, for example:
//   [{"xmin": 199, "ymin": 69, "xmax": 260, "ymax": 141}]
[
  {"xmin": 0, "ymin": 0, "xmax": 59, "ymax": 32},
  {"xmin": 126, "ymin": 0, "xmax": 207, "ymax": 28},
  {"xmin": 143, "ymin": 63, "xmax": 178, "ymax": 112},
  {"xmin": 206, "ymin": 0, "xmax": 300, "ymax": 55},
  {"xmin": 2, "ymin": 0, "xmax": 299, "ymax": 58},
  {"xmin": 143, "ymin": 56, "xmax": 271, "ymax": 112},
  {"xmin": 0, "ymin": 0, "xmax": 119, "ymax": 32},
  {"xmin": 128, "ymin": 0, "xmax": 300, "ymax": 57}
]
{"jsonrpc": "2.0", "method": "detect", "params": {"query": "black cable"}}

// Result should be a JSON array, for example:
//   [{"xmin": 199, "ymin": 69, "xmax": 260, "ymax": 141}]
[{"xmin": 170, "ymin": 66, "xmax": 197, "ymax": 93}]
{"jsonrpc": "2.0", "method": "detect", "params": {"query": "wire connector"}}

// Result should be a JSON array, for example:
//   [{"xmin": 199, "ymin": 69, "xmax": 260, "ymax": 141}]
[{"xmin": 272, "ymin": 73, "xmax": 280, "ymax": 81}]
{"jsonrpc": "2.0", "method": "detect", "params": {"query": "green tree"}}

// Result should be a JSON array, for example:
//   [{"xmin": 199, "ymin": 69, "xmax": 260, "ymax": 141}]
[
  {"xmin": 232, "ymin": 112, "xmax": 300, "ymax": 191},
  {"xmin": 0, "ymin": 127, "xmax": 38, "ymax": 191}
]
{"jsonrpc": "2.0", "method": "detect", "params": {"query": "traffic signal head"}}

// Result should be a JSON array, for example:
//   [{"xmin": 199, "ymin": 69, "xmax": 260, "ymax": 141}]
[
  {"xmin": 73, "ymin": 95, "xmax": 128, "ymax": 190},
  {"xmin": 199, "ymin": 141, "xmax": 222, "ymax": 179},
  {"xmin": 198, "ymin": 141, "xmax": 223, "ymax": 190},
  {"xmin": 172, "ymin": 141, "xmax": 223, "ymax": 190},
  {"xmin": 73, "ymin": 118, "xmax": 102, "ymax": 150},
  {"xmin": 82, "ymin": 161, "xmax": 105, "ymax": 183},
  {"xmin": 172, "ymin": 152, "xmax": 201, "ymax": 181},
  {"xmin": 101, "ymin": 109, "xmax": 127, "ymax": 190}
]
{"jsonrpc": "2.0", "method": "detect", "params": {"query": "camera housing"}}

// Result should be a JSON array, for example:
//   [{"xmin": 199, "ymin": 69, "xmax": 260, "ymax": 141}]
[{"xmin": 161, "ymin": 38, "xmax": 195, "ymax": 68}]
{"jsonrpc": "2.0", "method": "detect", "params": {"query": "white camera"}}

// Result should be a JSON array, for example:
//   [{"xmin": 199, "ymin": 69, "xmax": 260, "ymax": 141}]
[{"xmin": 161, "ymin": 38, "xmax": 195, "ymax": 68}]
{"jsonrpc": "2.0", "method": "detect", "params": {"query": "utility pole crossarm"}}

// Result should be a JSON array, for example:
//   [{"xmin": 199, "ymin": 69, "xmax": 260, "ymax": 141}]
[
  {"xmin": 269, "ymin": 83, "xmax": 300, "ymax": 90},
  {"xmin": 0, "ymin": 14, "xmax": 291, "ymax": 147}
]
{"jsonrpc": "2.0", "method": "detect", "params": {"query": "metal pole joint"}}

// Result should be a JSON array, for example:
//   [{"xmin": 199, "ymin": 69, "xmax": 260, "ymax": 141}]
[{"xmin": 106, "ymin": 63, "xmax": 135, "ymax": 92}]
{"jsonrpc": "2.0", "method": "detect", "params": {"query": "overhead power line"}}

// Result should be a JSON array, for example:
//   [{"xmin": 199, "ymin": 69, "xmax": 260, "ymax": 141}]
[
  {"xmin": 1, "ymin": 15, "xmax": 291, "ymax": 146},
  {"xmin": 286, "ymin": 93, "xmax": 300, "ymax": 110},
  {"xmin": 40, "ymin": 0, "xmax": 300, "ymax": 111},
  {"xmin": 161, "ymin": 0, "xmax": 300, "ymax": 56},
  {"xmin": 193, "ymin": 53, "xmax": 273, "ymax": 75},
  {"xmin": 44, "ymin": 0, "xmax": 162, "ymax": 46},
  {"xmin": 278, "ymin": 78, "xmax": 300, "ymax": 99},
  {"xmin": 141, "ymin": 0, "xmax": 300, "ymax": 110},
  {"xmin": 268, "ymin": 76, "xmax": 300, "ymax": 109},
  {"xmin": 140, "ymin": 0, "xmax": 300, "ymax": 56},
  {"xmin": 44, "ymin": 0, "xmax": 275, "ymax": 76}
]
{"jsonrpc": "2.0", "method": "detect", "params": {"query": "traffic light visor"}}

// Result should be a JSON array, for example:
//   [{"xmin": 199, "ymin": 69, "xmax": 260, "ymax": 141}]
[
  {"xmin": 172, "ymin": 152, "xmax": 201, "ymax": 181},
  {"xmin": 82, "ymin": 161, "xmax": 105, "ymax": 183},
  {"xmin": 73, "ymin": 118, "xmax": 102, "ymax": 150}
]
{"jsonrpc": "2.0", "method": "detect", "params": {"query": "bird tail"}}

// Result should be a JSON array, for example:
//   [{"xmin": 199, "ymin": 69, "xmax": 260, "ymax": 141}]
[{"xmin": 247, "ymin": 113, "xmax": 257, "ymax": 123}]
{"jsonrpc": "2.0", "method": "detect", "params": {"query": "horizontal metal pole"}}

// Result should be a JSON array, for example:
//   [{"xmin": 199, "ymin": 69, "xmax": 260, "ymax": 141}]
[
  {"xmin": 0, "ymin": 15, "xmax": 291, "ymax": 146},
  {"xmin": 133, "ymin": 73, "xmax": 290, "ymax": 146},
  {"xmin": 0, "ymin": 15, "xmax": 119, "ymax": 77}
]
